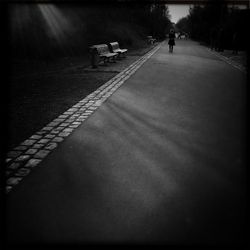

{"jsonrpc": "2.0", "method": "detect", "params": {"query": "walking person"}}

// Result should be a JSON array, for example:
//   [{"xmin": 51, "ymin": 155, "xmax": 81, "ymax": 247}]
[
  {"xmin": 210, "ymin": 27, "xmax": 217, "ymax": 51},
  {"xmin": 168, "ymin": 29, "xmax": 175, "ymax": 53},
  {"xmin": 217, "ymin": 27, "xmax": 225, "ymax": 52},
  {"xmin": 232, "ymin": 31, "xmax": 239, "ymax": 55}
]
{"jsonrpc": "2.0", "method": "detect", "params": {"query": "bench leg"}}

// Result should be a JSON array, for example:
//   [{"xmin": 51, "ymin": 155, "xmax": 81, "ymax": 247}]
[
  {"xmin": 103, "ymin": 58, "xmax": 108, "ymax": 66},
  {"xmin": 108, "ymin": 56, "xmax": 116, "ymax": 63},
  {"xmin": 117, "ymin": 54, "xmax": 122, "ymax": 60},
  {"xmin": 119, "ymin": 53, "xmax": 125, "ymax": 59}
]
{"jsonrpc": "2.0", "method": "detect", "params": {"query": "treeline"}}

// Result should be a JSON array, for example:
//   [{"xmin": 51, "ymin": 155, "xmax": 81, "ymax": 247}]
[
  {"xmin": 176, "ymin": 1, "xmax": 249, "ymax": 50},
  {"xmin": 9, "ymin": 3, "xmax": 171, "ymax": 60}
]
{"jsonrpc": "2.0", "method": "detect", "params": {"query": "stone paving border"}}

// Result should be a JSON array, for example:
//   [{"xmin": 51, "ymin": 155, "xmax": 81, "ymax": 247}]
[
  {"xmin": 207, "ymin": 48, "xmax": 246, "ymax": 74},
  {"xmin": 5, "ymin": 43, "xmax": 162, "ymax": 194}
]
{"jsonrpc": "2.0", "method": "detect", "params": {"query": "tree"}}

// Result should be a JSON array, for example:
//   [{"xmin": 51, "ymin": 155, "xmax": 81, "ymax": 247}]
[
  {"xmin": 149, "ymin": 4, "xmax": 171, "ymax": 39},
  {"xmin": 183, "ymin": 0, "xmax": 248, "ymax": 50},
  {"xmin": 176, "ymin": 16, "xmax": 190, "ymax": 35}
]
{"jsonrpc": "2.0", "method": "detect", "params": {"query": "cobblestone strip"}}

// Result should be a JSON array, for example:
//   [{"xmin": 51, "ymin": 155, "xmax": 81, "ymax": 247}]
[
  {"xmin": 207, "ymin": 48, "xmax": 246, "ymax": 73},
  {"xmin": 5, "ymin": 43, "xmax": 162, "ymax": 194}
]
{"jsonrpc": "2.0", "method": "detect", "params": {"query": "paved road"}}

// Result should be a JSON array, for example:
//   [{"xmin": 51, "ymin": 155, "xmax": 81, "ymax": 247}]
[{"xmin": 6, "ymin": 40, "xmax": 246, "ymax": 246}]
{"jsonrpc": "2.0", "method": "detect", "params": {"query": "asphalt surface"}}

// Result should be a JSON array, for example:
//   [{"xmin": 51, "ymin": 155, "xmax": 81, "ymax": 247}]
[{"xmin": 6, "ymin": 40, "xmax": 246, "ymax": 246}]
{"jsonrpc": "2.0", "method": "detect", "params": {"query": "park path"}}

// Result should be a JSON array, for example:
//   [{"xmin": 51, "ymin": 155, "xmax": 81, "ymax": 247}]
[{"xmin": 6, "ymin": 40, "xmax": 246, "ymax": 245}]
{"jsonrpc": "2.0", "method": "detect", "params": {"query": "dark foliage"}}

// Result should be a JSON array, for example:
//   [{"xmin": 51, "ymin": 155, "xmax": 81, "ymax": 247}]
[
  {"xmin": 9, "ymin": 3, "xmax": 171, "ymax": 61},
  {"xmin": 176, "ymin": 1, "xmax": 249, "ymax": 51}
]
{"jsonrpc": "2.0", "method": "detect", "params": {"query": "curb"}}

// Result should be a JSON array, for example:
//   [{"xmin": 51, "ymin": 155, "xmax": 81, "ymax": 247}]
[{"xmin": 207, "ymin": 48, "xmax": 246, "ymax": 74}]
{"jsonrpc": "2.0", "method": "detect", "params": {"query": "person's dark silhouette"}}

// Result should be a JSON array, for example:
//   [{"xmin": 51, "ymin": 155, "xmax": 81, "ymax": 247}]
[
  {"xmin": 168, "ymin": 29, "xmax": 175, "ymax": 53},
  {"xmin": 210, "ymin": 27, "xmax": 217, "ymax": 51},
  {"xmin": 232, "ymin": 32, "xmax": 239, "ymax": 55},
  {"xmin": 217, "ymin": 28, "xmax": 225, "ymax": 52}
]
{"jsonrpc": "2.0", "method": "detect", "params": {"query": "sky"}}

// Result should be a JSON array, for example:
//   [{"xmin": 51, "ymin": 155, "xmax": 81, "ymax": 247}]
[{"xmin": 167, "ymin": 5, "xmax": 191, "ymax": 24}]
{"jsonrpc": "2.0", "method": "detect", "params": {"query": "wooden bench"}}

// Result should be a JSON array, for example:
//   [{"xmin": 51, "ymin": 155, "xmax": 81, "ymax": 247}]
[
  {"xmin": 108, "ymin": 42, "xmax": 128, "ymax": 58},
  {"xmin": 147, "ymin": 36, "xmax": 156, "ymax": 44},
  {"xmin": 89, "ymin": 44, "xmax": 118, "ymax": 67}
]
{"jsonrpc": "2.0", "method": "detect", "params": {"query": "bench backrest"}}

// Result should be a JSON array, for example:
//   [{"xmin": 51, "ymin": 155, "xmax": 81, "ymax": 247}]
[
  {"xmin": 92, "ymin": 44, "xmax": 110, "ymax": 55},
  {"xmin": 109, "ymin": 42, "xmax": 120, "ymax": 51}
]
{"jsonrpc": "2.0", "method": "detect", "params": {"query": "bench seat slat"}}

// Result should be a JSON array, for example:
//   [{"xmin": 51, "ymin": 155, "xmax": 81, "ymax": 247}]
[
  {"xmin": 113, "ymin": 49, "xmax": 128, "ymax": 53},
  {"xmin": 100, "ymin": 52, "xmax": 118, "ymax": 57}
]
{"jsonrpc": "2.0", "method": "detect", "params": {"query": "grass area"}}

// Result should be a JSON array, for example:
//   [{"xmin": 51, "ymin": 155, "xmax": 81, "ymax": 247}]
[
  {"xmin": 218, "ymin": 50, "xmax": 247, "ymax": 68},
  {"xmin": 7, "ymin": 42, "xmax": 158, "ymax": 150}
]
